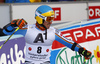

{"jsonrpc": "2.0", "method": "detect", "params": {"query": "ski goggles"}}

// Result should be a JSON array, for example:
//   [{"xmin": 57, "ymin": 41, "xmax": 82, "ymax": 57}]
[
  {"xmin": 36, "ymin": 11, "xmax": 54, "ymax": 22},
  {"xmin": 45, "ymin": 16, "xmax": 54, "ymax": 22}
]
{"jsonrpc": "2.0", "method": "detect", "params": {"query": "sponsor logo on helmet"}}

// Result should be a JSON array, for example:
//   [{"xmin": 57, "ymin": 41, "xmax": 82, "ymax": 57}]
[
  {"xmin": 39, "ymin": 15, "xmax": 45, "ymax": 19},
  {"xmin": 38, "ymin": 10, "xmax": 42, "ymax": 14}
]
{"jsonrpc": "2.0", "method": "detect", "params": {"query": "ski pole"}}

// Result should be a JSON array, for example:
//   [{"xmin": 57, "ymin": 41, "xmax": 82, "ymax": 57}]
[
  {"xmin": 0, "ymin": 27, "xmax": 19, "ymax": 49},
  {"xmin": 83, "ymin": 59, "xmax": 86, "ymax": 64}
]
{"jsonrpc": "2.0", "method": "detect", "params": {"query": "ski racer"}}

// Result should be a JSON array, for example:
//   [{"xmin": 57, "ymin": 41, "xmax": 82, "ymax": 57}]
[{"xmin": 2, "ymin": 5, "xmax": 92, "ymax": 64}]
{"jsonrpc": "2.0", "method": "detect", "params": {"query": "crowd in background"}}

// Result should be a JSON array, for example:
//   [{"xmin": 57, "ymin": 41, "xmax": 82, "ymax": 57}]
[
  {"xmin": 0, "ymin": 0, "xmax": 99, "ymax": 3},
  {"xmin": 0, "ymin": 0, "xmax": 75, "ymax": 3}
]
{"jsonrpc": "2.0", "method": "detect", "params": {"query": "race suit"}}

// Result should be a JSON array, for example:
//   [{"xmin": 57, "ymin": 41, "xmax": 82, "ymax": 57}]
[{"xmin": 3, "ymin": 24, "xmax": 81, "ymax": 64}]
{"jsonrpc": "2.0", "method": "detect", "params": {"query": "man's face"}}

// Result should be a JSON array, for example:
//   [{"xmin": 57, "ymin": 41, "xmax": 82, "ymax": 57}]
[
  {"xmin": 43, "ymin": 16, "xmax": 54, "ymax": 29},
  {"xmin": 43, "ymin": 21, "xmax": 52, "ymax": 29}
]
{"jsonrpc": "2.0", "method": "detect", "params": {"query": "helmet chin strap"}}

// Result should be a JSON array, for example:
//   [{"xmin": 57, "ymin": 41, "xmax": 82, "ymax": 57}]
[
  {"xmin": 41, "ymin": 19, "xmax": 47, "ymax": 29},
  {"xmin": 36, "ymin": 22, "xmax": 47, "ymax": 31}
]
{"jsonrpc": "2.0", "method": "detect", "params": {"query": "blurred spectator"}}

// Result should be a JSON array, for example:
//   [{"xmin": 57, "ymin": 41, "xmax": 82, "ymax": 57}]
[
  {"xmin": 5, "ymin": 0, "xmax": 30, "ymax": 3},
  {"xmin": 48, "ymin": 0, "xmax": 58, "ymax": 2},
  {"xmin": 42, "ymin": 0, "xmax": 47, "ymax": 2},
  {"xmin": 5, "ymin": 0, "xmax": 43, "ymax": 3},
  {"xmin": 30, "ymin": 0, "xmax": 41, "ymax": 3},
  {"xmin": 59, "ymin": 0, "xmax": 76, "ymax": 1},
  {"xmin": 0, "ymin": 0, "xmax": 5, "ymax": 3},
  {"xmin": 30, "ymin": 0, "xmax": 50, "ymax": 3},
  {"xmin": 49, "ymin": 0, "xmax": 75, "ymax": 2}
]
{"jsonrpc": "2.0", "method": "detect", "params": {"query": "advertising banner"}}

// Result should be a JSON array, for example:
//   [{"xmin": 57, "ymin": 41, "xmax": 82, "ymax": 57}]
[
  {"xmin": 0, "ymin": 35, "xmax": 25, "ymax": 64},
  {"xmin": 89, "ymin": 6, "xmax": 100, "ymax": 19},
  {"xmin": 51, "ymin": 18, "xmax": 100, "ymax": 64},
  {"xmin": 52, "ymin": 7, "xmax": 61, "ymax": 21}
]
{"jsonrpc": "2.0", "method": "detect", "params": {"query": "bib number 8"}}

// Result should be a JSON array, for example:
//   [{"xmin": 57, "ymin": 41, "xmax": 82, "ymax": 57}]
[{"xmin": 37, "ymin": 46, "xmax": 42, "ymax": 54}]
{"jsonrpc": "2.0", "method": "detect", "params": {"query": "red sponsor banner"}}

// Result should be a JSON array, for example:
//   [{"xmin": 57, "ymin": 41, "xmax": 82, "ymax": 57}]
[
  {"xmin": 61, "ymin": 24, "xmax": 100, "ymax": 44},
  {"xmin": 52, "ymin": 23, "xmax": 100, "ymax": 49},
  {"xmin": 52, "ymin": 7, "xmax": 61, "ymax": 21},
  {"xmin": 89, "ymin": 6, "xmax": 100, "ymax": 19}
]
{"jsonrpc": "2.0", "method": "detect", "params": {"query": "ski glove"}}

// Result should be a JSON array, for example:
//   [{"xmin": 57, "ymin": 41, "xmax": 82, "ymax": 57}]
[
  {"xmin": 78, "ymin": 47, "xmax": 92, "ymax": 60},
  {"xmin": 11, "ymin": 19, "xmax": 27, "ymax": 29}
]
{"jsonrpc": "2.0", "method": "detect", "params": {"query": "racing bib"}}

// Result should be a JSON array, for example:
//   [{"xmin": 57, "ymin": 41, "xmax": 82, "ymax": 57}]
[{"xmin": 26, "ymin": 43, "xmax": 51, "ymax": 61}]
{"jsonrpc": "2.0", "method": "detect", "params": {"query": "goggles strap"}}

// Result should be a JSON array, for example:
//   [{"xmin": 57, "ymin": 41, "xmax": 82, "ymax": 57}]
[{"xmin": 35, "ymin": 11, "xmax": 47, "ymax": 20}]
